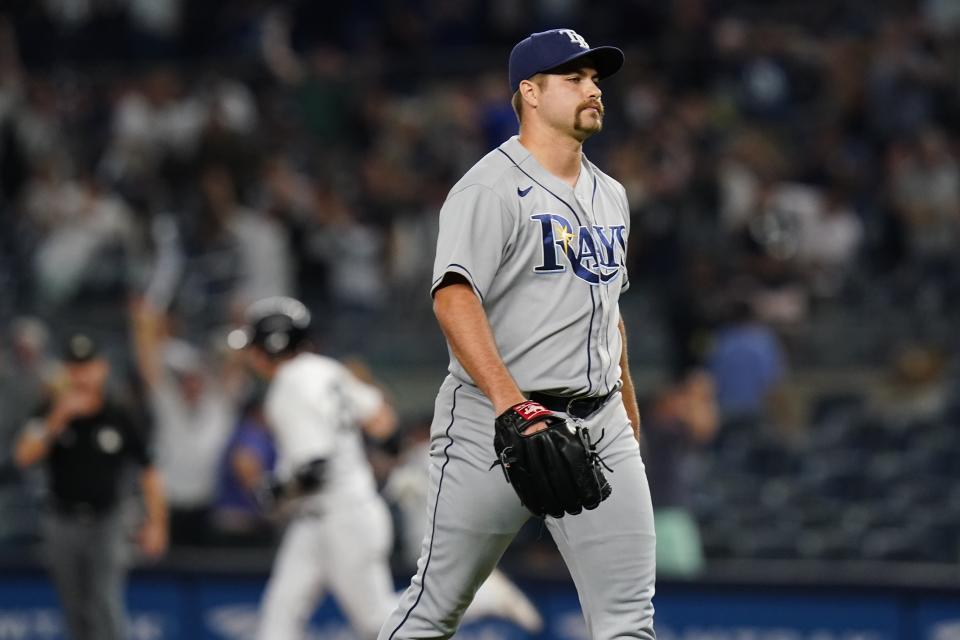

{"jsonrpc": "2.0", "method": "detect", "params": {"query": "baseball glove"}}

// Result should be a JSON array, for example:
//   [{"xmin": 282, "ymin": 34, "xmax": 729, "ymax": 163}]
[{"xmin": 492, "ymin": 400, "xmax": 612, "ymax": 518}]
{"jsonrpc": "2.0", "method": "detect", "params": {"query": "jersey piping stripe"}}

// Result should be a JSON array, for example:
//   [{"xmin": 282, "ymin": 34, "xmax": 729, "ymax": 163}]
[
  {"xmin": 387, "ymin": 383, "xmax": 462, "ymax": 640},
  {"xmin": 587, "ymin": 172, "xmax": 603, "ymax": 396},
  {"xmin": 585, "ymin": 287, "xmax": 596, "ymax": 396},
  {"xmin": 496, "ymin": 147, "xmax": 599, "ymax": 395},
  {"xmin": 432, "ymin": 263, "xmax": 485, "ymax": 302},
  {"xmin": 593, "ymin": 173, "xmax": 617, "ymax": 394}
]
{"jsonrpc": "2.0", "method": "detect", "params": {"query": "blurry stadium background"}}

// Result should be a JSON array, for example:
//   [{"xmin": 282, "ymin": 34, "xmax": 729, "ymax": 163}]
[{"xmin": 2, "ymin": 0, "xmax": 960, "ymax": 638}]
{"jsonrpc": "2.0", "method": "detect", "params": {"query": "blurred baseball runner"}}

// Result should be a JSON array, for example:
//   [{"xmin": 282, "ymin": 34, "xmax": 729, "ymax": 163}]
[
  {"xmin": 380, "ymin": 29, "xmax": 657, "ymax": 639},
  {"xmin": 234, "ymin": 296, "xmax": 546, "ymax": 637},
  {"xmin": 231, "ymin": 297, "xmax": 398, "ymax": 640}
]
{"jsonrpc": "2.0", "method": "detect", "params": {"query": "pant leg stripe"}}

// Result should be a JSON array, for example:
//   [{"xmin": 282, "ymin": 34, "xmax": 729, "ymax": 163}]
[{"xmin": 388, "ymin": 383, "xmax": 462, "ymax": 640}]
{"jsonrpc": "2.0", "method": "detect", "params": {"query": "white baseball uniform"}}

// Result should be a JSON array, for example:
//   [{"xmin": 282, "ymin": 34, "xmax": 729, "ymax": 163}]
[
  {"xmin": 257, "ymin": 352, "xmax": 395, "ymax": 640},
  {"xmin": 379, "ymin": 135, "xmax": 657, "ymax": 639}
]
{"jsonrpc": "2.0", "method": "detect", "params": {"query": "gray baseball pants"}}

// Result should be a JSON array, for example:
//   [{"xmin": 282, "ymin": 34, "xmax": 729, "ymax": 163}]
[
  {"xmin": 379, "ymin": 376, "xmax": 657, "ymax": 640},
  {"xmin": 44, "ymin": 508, "xmax": 129, "ymax": 640}
]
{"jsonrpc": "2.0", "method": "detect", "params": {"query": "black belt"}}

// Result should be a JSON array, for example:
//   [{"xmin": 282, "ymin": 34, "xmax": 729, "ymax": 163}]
[{"xmin": 528, "ymin": 387, "xmax": 619, "ymax": 419}]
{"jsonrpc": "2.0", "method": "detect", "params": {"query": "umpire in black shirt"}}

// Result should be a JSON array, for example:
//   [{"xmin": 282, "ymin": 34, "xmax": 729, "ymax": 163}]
[{"xmin": 14, "ymin": 333, "xmax": 168, "ymax": 640}]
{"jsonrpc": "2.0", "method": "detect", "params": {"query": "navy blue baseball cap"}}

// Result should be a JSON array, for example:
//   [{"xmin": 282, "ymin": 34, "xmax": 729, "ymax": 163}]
[{"xmin": 509, "ymin": 29, "xmax": 624, "ymax": 93}]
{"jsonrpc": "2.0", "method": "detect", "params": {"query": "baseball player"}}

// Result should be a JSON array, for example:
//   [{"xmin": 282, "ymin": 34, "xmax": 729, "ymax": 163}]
[
  {"xmin": 229, "ymin": 296, "xmax": 398, "ymax": 640},
  {"xmin": 380, "ymin": 29, "xmax": 656, "ymax": 640}
]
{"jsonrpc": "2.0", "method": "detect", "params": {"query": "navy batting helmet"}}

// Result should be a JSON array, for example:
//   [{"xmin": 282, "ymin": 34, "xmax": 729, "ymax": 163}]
[{"xmin": 228, "ymin": 296, "xmax": 312, "ymax": 357}]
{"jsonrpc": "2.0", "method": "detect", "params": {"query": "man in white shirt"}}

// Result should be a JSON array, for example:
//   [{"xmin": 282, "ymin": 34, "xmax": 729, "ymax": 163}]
[{"xmin": 133, "ymin": 302, "xmax": 239, "ymax": 545}]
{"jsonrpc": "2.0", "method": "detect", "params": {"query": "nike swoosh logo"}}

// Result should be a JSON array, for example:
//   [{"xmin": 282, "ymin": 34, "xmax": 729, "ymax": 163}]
[{"xmin": 517, "ymin": 185, "xmax": 533, "ymax": 197}]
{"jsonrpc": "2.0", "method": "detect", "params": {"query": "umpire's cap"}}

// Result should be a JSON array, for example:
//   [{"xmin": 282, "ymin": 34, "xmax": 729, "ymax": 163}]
[
  {"xmin": 61, "ymin": 332, "xmax": 100, "ymax": 363},
  {"xmin": 509, "ymin": 28, "xmax": 624, "ymax": 93},
  {"xmin": 228, "ymin": 296, "xmax": 312, "ymax": 357}
]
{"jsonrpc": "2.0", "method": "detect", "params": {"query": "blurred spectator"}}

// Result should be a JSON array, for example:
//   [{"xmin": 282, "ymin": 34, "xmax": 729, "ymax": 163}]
[
  {"xmin": 643, "ymin": 370, "xmax": 718, "ymax": 577},
  {"xmin": 793, "ymin": 183, "xmax": 864, "ymax": 296},
  {"xmin": 707, "ymin": 298, "xmax": 788, "ymax": 422},
  {"xmin": 0, "ymin": 318, "xmax": 55, "ymax": 546},
  {"xmin": 13, "ymin": 333, "xmax": 167, "ymax": 640},
  {"xmin": 888, "ymin": 128, "xmax": 960, "ymax": 281},
  {"xmin": 194, "ymin": 77, "xmax": 260, "ymax": 189},
  {"xmin": 752, "ymin": 181, "xmax": 864, "ymax": 298},
  {"xmin": 717, "ymin": 130, "xmax": 787, "ymax": 234},
  {"xmin": 387, "ymin": 181, "xmax": 443, "ymax": 303},
  {"xmin": 258, "ymin": 154, "xmax": 331, "ymax": 313},
  {"xmin": 728, "ymin": 177, "xmax": 813, "ymax": 325},
  {"xmin": 219, "ymin": 168, "xmax": 294, "ymax": 308},
  {"xmin": 146, "ymin": 165, "xmax": 292, "ymax": 340},
  {"xmin": 126, "ymin": 0, "xmax": 182, "ymax": 58},
  {"xmin": 292, "ymin": 48, "xmax": 358, "ymax": 149},
  {"xmin": 102, "ymin": 67, "xmax": 204, "ymax": 191},
  {"xmin": 866, "ymin": 21, "xmax": 945, "ymax": 140},
  {"xmin": 311, "ymin": 185, "xmax": 388, "ymax": 356},
  {"xmin": 665, "ymin": 255, "xmax": 727, "ymax": 375},
  {"xmin": 877, "ymin": 344, "xmax": 950, "ymax": 422},
  {"xmin": 212, "ymin": 398, "xmax": 277, "ymax": 545},
  {"xmin": 923, "ymin": 0, "xmax": 960, "ymax": 38},
  {"xmin": 0, "ymin": 318, "xmax": 55, "ymax": 463},
  {"xmin": 23, "ymin": 165, "xmax": 142, "ymax": 320},
  {"xmin": 478, "ymin": 71, "xmax": 518, "ymax": 150},
  {"xmin": 133, "ymin": 300, "xmax": 242, "ymax": 546},
  {"xmin": 10, "ymin": 77, "xmax": 64, "ymax": 169}
]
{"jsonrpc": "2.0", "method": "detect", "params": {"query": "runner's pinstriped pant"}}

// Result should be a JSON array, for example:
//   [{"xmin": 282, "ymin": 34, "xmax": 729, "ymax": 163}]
[
  {"xmin": 379, "ymin": 376, "xmax": 656, "ymax": 640},
  {"xmin": 258, "ymin": 497, "xmax": 395, "ymax": 640}
]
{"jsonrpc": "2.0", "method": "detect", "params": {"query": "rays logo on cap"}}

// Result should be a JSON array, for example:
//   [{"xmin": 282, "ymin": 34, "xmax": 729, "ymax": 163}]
[{"xmin": 559, "ymin": 29, "xmax": 589, "ymax": 49}]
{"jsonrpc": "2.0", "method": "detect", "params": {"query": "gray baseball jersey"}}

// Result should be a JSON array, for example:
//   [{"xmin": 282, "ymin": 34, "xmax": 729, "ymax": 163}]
[
  {"xmin": 380, "ymin": 136, "xmax": 656, "ymax": 640},
  {"xmin": 431, "ymin": 135, "xmax": 629, "ymax": 396}
]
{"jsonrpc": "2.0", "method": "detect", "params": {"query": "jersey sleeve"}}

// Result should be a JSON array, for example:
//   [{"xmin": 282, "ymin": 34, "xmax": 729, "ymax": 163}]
[{"xmin": 431, "ymin": 183, "xmax": 514, "ymax": 301}]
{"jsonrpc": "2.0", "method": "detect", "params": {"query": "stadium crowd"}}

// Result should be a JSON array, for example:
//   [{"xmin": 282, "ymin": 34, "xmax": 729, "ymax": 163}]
[{"xmin": 1, "ymin": 0, "xmax": 960, "ymax": 572}]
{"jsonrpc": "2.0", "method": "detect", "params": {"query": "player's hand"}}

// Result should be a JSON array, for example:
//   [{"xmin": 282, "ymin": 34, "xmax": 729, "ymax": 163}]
[
  {"xmin": 50, "ymin": 390, "xmax": 99, "ymax": 426},
  {"xmin": 138, "ymin": 519, "xmax": 168, "ymax": 560},
  {"xmin": 493, "ymin": 401, "xmax": 612, "ymax": 519},
  {"xmin": 521, "ymin": 421, "xmax": 549, "ymax": 436}
]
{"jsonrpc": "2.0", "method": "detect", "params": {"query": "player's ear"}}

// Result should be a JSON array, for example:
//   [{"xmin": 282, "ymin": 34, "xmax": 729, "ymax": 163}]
[{"xmin": 519, "ymin": 77, "xmax": 540, "ymax": 109}]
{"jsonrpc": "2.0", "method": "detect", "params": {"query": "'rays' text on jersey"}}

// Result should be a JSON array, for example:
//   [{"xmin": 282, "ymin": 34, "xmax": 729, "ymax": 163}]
[{"xmin": 530, "ymin": 213, "xmax": 626, "ymax": 285}]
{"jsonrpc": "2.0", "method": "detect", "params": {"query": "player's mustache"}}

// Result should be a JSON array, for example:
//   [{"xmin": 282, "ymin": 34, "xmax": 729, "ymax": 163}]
[{"xmin": 577, "ymin": 101, "xmax": 604, "ymax": 116}]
